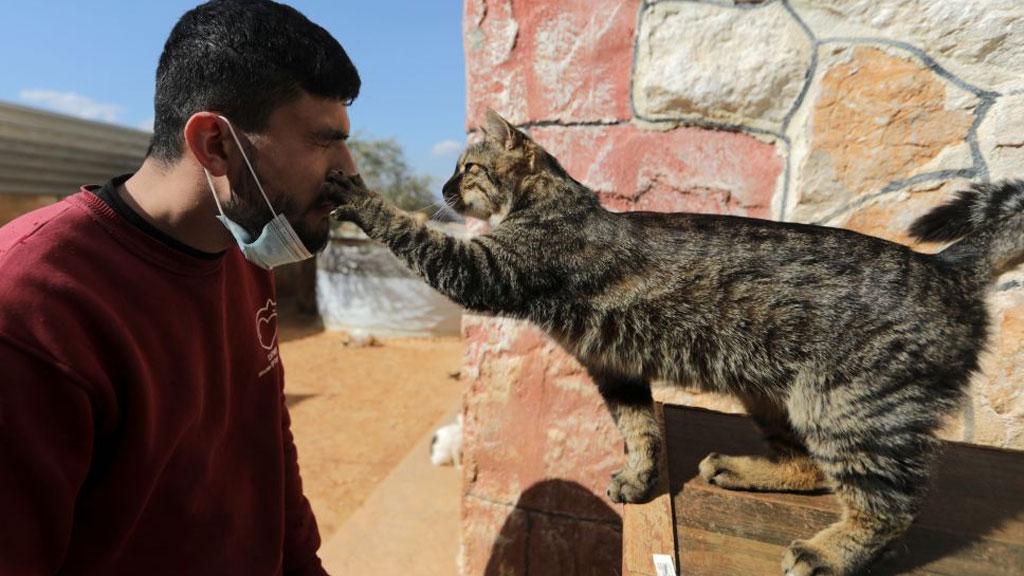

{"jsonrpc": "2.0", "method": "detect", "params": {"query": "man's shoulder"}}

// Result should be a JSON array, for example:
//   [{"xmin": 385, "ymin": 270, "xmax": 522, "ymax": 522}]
[
  {"xmin": 0, "ymin": 192, "xmax": 96, "ymax": 261},
  {"xmin": 0, "ymin": 191, "xmax": 119, "ymax": 322}
]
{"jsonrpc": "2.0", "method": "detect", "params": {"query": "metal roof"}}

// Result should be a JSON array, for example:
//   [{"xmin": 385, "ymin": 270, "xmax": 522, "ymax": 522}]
[{"xmin": 0, "ymin": 101, "xmax": 150, "ymax": 196}]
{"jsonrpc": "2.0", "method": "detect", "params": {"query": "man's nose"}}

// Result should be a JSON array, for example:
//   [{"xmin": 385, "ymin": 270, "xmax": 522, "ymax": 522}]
[{"xmin": 334, "ymin": 142, "xmax": 358, "ymax": 175}]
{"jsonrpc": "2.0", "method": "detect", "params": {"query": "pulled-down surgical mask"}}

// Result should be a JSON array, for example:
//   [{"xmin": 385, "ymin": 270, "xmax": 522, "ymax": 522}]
[{"xmin": 204, "ymin": 115, "xmax": 313, "ymax": 270}]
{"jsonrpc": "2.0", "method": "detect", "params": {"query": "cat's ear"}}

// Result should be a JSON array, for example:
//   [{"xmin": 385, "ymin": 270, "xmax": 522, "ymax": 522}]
[{"xmin": 483, "ymin": 109, "xmax": 524, "ymax": 151}]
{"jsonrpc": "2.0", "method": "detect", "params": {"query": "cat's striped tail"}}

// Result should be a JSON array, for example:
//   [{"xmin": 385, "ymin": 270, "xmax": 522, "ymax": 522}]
[{"xmin": 909, "ymin": 180, "xmax": 1024, "ymax": 278}]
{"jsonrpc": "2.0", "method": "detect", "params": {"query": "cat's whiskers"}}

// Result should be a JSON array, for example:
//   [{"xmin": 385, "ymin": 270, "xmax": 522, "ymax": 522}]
[
  {"xmin": 431, "ymin": 194, "xmax": 461, "ymax": 222},
  {"xmin": 410, "ymin": 199, "xmax": 443, "ymax": 214},
  {"xmin": 406, "ymin": 195, "xmax": 461, "ymax": 222}
]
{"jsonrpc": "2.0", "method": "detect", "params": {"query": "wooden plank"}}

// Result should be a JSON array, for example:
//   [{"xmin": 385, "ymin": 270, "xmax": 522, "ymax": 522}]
[
  {"xmin": 676, "ymin": 526, "xmax": 790, "ymax": 576},
  {"xmin": 675, "ymin": 482, "xmax": 1023, "ymax": 575},
  {"xmin": 675, "ymin": 482, "xmax": 838, "ymax": 547},
  {"xmin": 622, "ymin": 402, "xmax": 679, "ymax": 576},
  {"xmin": 659, "ymin": 406, "xmax": 1024, "ymax": 575}
]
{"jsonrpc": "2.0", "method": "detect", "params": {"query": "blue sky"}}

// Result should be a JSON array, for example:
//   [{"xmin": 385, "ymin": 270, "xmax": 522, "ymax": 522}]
[{"xmin": 0, "ymin": 1, "xmax": 467, "ymax": 183}]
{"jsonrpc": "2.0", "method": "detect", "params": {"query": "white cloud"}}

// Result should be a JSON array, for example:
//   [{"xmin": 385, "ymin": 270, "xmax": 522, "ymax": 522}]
[
  {"xmin": 137, "ymin": 117, "xmax": 155, "ymax": 132},
  {"xmin": 18, "ymin": 89, "xmax": 123, "ymax": 123},
  {"xmin": 431, "ymin": 140, "xmax": 463, "ymax": 158}
]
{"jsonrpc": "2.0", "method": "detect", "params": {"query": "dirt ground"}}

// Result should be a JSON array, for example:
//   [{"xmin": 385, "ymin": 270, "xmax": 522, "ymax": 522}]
[{"xmin": 278, "ymin": 316, "xmax": 465, "ymax": 542}]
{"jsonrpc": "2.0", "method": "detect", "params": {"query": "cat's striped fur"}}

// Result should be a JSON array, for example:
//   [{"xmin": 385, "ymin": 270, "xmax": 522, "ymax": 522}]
[{"xmin": 327, "ymin": 110, "xmax": 1024, "ymax": 576}]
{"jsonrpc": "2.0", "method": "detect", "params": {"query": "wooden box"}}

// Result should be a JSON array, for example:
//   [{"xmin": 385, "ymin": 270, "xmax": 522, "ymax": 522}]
[{"xmin": 623, "ymin": 404, "xmax": 1024, "ymax": 575}]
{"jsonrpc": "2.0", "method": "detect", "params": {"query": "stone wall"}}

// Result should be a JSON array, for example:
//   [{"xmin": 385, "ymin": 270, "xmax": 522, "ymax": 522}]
[{"xmin": 459, "ymin": 1, "xmax": 1024, "ymax": 574}]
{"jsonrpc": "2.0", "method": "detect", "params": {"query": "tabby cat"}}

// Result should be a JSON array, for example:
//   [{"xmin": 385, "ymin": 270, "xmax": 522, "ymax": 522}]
[{"xmin": 326, "ymin": 110, "xmax": 1024, "ymax": 576}]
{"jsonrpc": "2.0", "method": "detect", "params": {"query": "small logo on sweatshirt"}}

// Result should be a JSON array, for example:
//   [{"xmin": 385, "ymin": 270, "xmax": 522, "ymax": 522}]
[
  {"xmin": 256, "ymin": 299, "xmax": 279, "ymax": 350},
  {"xmin": 257, "ymin": 299, "xmax": 281, "ymax": 377}
]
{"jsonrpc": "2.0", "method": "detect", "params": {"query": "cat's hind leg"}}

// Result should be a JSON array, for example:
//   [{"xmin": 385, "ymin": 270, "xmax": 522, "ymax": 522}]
[
  {"xmin": 782, "ymin": 379, "xmax": 942, "ymax": 576},
  {"xmin": 781, "ymin": 440, "xmax": 931, "ymax": 576},
  {"xmin": 698, "ymin": 452, "xmax": 830, "ymax": 492},
  {"xmin": 592, "ymin": 371, "xmax": 660, "ymax": 504},
  {"xmin": 699, "ymin": 394, "xmax": 831, "ymax": 492}
]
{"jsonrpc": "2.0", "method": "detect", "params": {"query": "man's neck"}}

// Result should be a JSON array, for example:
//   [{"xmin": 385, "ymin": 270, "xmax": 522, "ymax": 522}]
[{"xmin": 121, "ymin": 158, "xmax": 235, "ymax": 254}]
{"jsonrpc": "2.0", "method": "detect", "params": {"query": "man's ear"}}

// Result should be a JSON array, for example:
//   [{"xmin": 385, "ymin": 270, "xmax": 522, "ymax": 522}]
[
  {"xmin": 184, "ymin": 112, "xmax": 232, "ymax": 176},
  {"xmin": 482, "ymin": 109, "xmax": 524, "ymax": 151}
]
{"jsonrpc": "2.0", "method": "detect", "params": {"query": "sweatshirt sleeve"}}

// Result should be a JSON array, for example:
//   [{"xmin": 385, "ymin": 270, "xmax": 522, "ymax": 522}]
[
  {"xmin": 0, "ymin": 334, "xmax": 94, "ymax": 576},
  {"xmin": 280, "ymin": 391, "xmax": 329, "ymax": 576}
]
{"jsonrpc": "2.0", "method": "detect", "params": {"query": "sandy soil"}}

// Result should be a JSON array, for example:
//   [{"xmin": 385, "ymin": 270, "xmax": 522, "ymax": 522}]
[{"xmin": 278, "ymin": 319, "xmax": 465, "ymax": 540}]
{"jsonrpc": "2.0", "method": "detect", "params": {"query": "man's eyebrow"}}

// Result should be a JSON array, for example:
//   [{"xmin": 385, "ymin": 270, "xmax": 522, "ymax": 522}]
[{"xmin": 311, "ymin": 128, "xmax": 350, "ymax": 141}]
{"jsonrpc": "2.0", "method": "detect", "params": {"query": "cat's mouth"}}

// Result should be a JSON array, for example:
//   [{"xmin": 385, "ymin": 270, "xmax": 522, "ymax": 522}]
[{"xmin": 442, "ymin": 191, "xmax": 465, "ymax": 214}]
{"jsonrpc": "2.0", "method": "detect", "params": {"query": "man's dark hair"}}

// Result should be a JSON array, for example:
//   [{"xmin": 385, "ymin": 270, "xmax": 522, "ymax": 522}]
[{"xmin": 148, "ymin": 0, "xmax": 361, "ymax": 162}]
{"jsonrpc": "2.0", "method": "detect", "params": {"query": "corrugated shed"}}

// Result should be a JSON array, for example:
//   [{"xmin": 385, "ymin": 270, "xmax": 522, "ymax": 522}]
[{"xmin": 0, "ymin": 101, "xmax": 149, "ymax": 196}]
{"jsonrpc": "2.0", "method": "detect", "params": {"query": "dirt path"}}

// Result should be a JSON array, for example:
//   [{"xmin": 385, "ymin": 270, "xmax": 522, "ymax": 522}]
[{"xmin": 278, "ymin": 321, "xmax": 465, "ymax": 540}]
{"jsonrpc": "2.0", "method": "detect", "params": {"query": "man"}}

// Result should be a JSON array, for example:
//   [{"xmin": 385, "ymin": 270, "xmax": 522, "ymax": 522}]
[{"xmin": 0, "ymin": 1, "xmax": 359, "ymax": 574}]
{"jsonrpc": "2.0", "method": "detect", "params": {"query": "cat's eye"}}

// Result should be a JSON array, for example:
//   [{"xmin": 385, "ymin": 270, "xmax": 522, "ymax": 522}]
[{"xmin": 463, "ymin": 162, "xmax": 485, "ymax": 174}]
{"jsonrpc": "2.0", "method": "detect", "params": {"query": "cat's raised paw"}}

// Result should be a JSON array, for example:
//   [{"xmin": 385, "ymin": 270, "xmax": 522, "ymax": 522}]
[
  {"xmin": 782, "ymin": 539, "xmax": 838, "ymax": 576},
  {"xmin": 325, "ymin": 170, "xmax": 375, "ymax": 222},
  {"xmin": 606, "ymin": 467, "xmax": 657, "ymax": 504}
]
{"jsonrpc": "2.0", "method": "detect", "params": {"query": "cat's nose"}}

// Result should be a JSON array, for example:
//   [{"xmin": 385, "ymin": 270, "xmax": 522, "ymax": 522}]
[{"xmin": 442, "ymin": 173, "xmax": 462, "ymax": 199}]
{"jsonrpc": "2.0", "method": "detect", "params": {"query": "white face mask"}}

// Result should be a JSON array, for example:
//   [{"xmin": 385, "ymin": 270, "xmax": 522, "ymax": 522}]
[{"xmin": 204, "ymin": 115, "xmax": 313, "ymax": 270}]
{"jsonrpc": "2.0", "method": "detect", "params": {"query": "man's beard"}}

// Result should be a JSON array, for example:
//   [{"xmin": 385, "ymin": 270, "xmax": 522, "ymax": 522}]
[{"xmin": 222, "ymin": 164, "xmax": 333, "ymax": 254}]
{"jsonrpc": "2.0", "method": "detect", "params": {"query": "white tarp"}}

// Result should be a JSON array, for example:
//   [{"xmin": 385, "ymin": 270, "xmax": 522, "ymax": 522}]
[{"xmin": 316, "ymin": 237, "xmax": 463, "ymax": 338}]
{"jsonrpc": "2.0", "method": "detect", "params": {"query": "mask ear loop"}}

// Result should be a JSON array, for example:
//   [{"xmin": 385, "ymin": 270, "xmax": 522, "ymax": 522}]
[
  {"xmin": 217, "ymin": 115, "xmax": 278, "ymax": 217},
  {"xmin": 204, "ymin": 169, "xmax": 229, "ymax": 219}
]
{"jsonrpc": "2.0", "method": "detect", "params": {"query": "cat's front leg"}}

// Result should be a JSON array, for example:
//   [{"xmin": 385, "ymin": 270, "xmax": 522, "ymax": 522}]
[
  {"xmin": 590, "ymin": 370, "xmax": 660, "ymax": 504},
  {"xmin": 326, "ymin": 171, "xmax": 528, "ymax": 315}
]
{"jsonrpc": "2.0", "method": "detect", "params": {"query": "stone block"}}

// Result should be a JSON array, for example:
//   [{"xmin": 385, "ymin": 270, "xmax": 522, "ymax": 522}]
[
  {"xmin": 464, "ymin": 0, "xmax": 641, "ymax": 127},
  {"xmin": 791, "ymin": 0, "xmax": 1024, "ymax": 93},
  {"xmin": 978, "ymin": 94, "xmax": 1024, "ymax": 180},
  {"xmin": 460, "ymin": 483, "xmax": 622, "ymax": 576},
  {"xmin": 972, "ymin": 280, "xmax": 1024, "ymax": 449},
  {"xmin": 837, "ymin": 180, "xmax": 963, "ymax": 248},
  {"xmin": 789, "ymin": 46, "xmax": 976, "ymax": 223},
  {"xmin": 462, "ymin": 315, "xmax": 625, "ymax": 511},
  {"xmin": 634, "ymin": 1, "xmax": 814, "ymax": 133},
  {"xmin": 527, "ymin": 511, "xmax": 623, "ymax": 576},
  {"xmin": 460, "ymin": 496, "xmax": 527, "ymax": 576},
  {"xmin": 528, "ymin": 124, "xmax": 782, "ymax": 218}
]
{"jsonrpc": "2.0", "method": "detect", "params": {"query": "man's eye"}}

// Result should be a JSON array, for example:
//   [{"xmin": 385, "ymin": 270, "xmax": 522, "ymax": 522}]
[{"xmin": 313, "ymin": 133, "xmax": 349, "ymax": 148}]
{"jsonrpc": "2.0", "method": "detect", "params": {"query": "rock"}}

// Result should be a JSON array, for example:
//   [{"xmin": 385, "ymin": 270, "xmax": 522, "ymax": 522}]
[
  {"xmin": 972, "ymin": 280, "xmax": 1024, "ymax": 449},
  {"xmin": 977, "ymin": 94, "xmax": 1024, "ymax": 180},
  {"xmin": 633, "ymin": 1, "xmax": 814, "ymax": 133},
  {"xmin": 528, "ymin": 124, "xmax": 782, "ymax": 218},
  {"xmin": 836, "ymin": 180, "xmax": 961, "ymax": 248},
  {"xmin": 464, "ymin": 0, "xmax": 640, "ymax": 126},
  {"xmin": 791, "ymin": 0, "xmax": 1024, "ymax": 93},
  {"xmin": 788, "ymin": 46, "xmax": 976, "ymax": 223}
]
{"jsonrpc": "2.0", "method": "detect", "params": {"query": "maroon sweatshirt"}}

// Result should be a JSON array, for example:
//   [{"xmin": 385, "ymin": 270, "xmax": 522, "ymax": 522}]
[{"xmin": 0, "ymin": 177, "xmax": 327, "ymax": 575}]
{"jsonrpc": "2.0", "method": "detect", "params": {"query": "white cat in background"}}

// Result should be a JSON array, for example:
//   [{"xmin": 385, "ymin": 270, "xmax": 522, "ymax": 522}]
[{"xmin": 430, "ymin": 414, "xmax": 463, "ymax": 468}]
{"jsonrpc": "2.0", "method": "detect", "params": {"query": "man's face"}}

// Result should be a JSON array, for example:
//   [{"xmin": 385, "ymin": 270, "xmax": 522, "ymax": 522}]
[{"xmin": 222, "ymin": 93, "xmax": 355, "ymax": 254}]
